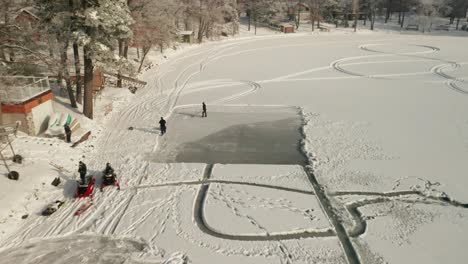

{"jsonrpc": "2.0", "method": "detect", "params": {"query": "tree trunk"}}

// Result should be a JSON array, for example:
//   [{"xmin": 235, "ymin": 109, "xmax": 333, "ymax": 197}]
[
  {"xmin": 48, "ymin": 36, "xmax": 55, "ymax": 58},
  {"xmin": 58, "ymin": 68, "xmax": 63, "ymax": 95},
  {"xmin": 60, "ymin": 39, "xmax": 77, "ymax": 108},
  {"xmin": 118, "ymin": 39, "xmax": 124, "ymax": 57},
  {"xmin": 198, "ymin": 26, "xmax": 204, "ymax": 42},
  {"xmin": 8, "ymin": 49, "xmax": 14, "ymax": 61},
  {"xmin": 73, "ymin": 42, "xmax": 82, "ymax": 103},
  {"xmin": 296, "ymin": 8, "xmax": 300, "ymax": 29},
  {"xmin": 83, "ymin": 45, "xmax": 94, "ymax": 119},
  {"xmin": 254, "ymin": 16, "xmax": 257, "ymax": 35},
  {"xmin": 371, "ymin": 8, "xmax": 375, "ymax": 30},
  {"xmin": 198, "ymin": 1, "xmax": 204, "ymax": 42},
  {"xmin": 4, "ymin": 2, "xmax": 12, "ymax": 61},
  {"xmin": 398, "ymin": 0, "xmax": 402, "ymax": 24},
  {"xmin": 117, "ymin": 39, "xmax": 124, "ymax": 88},
  {"xmin": 248, "ymin": 13, "xmax": 251, "ymax": 31},
  {"xmin": 123, "ymin": 41, "xmax": 129, "ymax": 58},
  {"xmin": 311, "ymin": 11, "xmax": 315, "ymax": 31},
  {"xmin": 137, "ymin": 47, "xmax": 140, "ymax": 59},
  {"xmin": 401, "ymin": 12, "xmax": 405, "ymax": 28},
  {"xmin": 0, "ymin": 47, "xmax": 6, "ymax": 61},
  {"xmin": 4, "ymin": 2, "xmax": 15, "ymax": 62},
  {"xmin": 138, "ymin": 46, "xmax": 150, "ymax": 73},
  {"xmin": 198, "ymin": 17, "xmax": 205, "ymax": 42},
  {"xmin": 354, "ymin": 14, "xmax": 358, "ymax": 32},
  {"xmin": 385, "ymin": 0, "xmax": 393, "ymax": 23},
  {"xmin": 233, "ymin": 12, "xmax": 240, "ymax": 35},
  {"xmin": 456, "ymin": 17, "xmax": 460, "ymax": 30}
]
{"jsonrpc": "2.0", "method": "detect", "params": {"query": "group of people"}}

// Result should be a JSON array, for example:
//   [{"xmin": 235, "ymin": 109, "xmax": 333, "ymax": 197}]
[
  {"xmin": 65, "ymin": 102, "xmax": 207, "ymax": 141},
  {"xmin": 75, "ymin": 103, "xmax": 208, "ymax": 185},
  {"xmin": 78, "ymin": 161, "xmax": 114, "ymax": 185},
  {"xmin": 158, "ymin": 102, "xmax": 207, "ymax": 136}
]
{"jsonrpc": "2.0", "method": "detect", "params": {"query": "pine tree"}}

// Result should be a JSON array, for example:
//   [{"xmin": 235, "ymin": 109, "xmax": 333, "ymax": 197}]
[
  {"xmin": 36, "ymin": 0, "xmax": 78, "ymax": 108},
  {"xmin": 73, "ymin": 0, "xmax": 133, "ymax": 119}
]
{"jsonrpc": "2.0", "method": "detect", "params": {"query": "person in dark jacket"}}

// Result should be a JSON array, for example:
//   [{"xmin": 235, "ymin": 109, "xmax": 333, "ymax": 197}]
[
  {"xmin": 159, "ymin": 117, "xmax": 167, "ymax": 135},
  {"xmin": 104, "ymin": 162, "xmax": 114, "ymax": 175},
  {"xmin": 202, "ymin": 102, "xmax": 207, "ymax": 117},
  {"xmin": 78, "ymin": 161, "xmax": 87, "ymax": 184},
  {"xmin": 64, "ymin": 124, "xmax": 71, "ymax": 143}
]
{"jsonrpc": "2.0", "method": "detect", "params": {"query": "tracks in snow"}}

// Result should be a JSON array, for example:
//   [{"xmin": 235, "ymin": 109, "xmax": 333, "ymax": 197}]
[
  {"xmin": 330, "ymin": 44, "xmax": 441, "ymax": 80},
  {"xmin": 331, "ymin": 190, "xmax": 468, "ymax": 238},
  {"xmin": 431, "ymin": 63, "xmax": 468, "ymax": 95},
  {"xmin": 193, "ymin": 164, "xmax": 335, "ymax": 241}
]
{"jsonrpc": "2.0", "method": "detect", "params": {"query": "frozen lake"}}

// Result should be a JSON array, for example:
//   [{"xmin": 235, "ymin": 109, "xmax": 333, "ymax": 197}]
[{"xmin": 2, "ymin": 31, "xmax": 468, "ymax": 264}]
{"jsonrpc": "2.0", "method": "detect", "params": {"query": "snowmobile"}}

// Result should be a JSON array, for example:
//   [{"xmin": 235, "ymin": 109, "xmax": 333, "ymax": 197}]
[
  {"xmin": 71, "ymin": 176, "xmax": 96, "ymax": 216},
  {"xmin": 100, "ymin": 170, "xmax": 120, "ymax": 191},
  {"xmin": 75, "ymin": 175, "xmax": 95, "ymax": 199}
]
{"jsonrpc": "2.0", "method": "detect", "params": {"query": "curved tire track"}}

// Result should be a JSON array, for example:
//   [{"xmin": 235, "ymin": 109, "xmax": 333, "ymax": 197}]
[
  {"xmin": 331, "ymin": 190, "xmax": 468, "ymax": 238},
  {"xmin": 331, "ymin": 44, "xmax": 442, "ymax": 80},
  {"xmin": 432, "ymin": 63, "xmax": 468, "ymax": 95},
  {"xmin": 193, "ymin": 164, "xmax": 335, "ymax": 241}
]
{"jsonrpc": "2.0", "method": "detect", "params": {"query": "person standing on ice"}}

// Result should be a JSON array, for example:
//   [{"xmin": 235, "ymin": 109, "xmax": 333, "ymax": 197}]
[
  {"xmin": 202, "ymin": 102, "xmax": 207, "ymax": 117},
  {"xmin": 78, "ymin": 161, "xmax": 87, "ymax": 184},
  {"xmin": 64, "ymin": 124, "xmax": 71, "ymax": 143},
  {"xmin": 159, "ymin": 117, "xmax": 167, "ymax": 135}
]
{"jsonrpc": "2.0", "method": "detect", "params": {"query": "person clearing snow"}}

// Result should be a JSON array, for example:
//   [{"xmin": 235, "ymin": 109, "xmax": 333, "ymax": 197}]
[
  {"xmin": 78, "ymin": 161, "xmax": 87, "ymax": 184},
  {"xmin": 64, "ymin": 124, "xmax": 71, "ymax": 143},
  {"xmin": 101, "ymin": 162, "xmax": 120, "ymax": 191},
  {"xmin": 202, "ymin": 102, "xmax": 207, "ymax": 117},
  {"xmin": 159, "ymin": 117, "xmax": 167, "ymax": 135},
  {"xmin": 104, "ymin": 162, "xmax": 114, "ymax": 175}
]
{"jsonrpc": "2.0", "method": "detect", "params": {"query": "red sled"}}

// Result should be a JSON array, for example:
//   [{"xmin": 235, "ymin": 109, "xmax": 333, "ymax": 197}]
[
  {"xmin": 75, "ymin": 176, "xmax": 95, "ymax": 199},
  {"xmin": 100, "ymin": 173, "xmax": 120, "ymax": 192},
  {"xmin": 74, "ymin": 202, "xmax": 93, "ymax": 216}
]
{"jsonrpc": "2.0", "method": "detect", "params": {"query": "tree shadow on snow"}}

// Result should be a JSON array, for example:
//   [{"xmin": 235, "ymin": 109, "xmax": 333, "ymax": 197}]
[
  {"xmin": 132, "ymin": 127, "xmax": 160, "ymax": 134},
  {"xmin": 176, "ymin": 112, "xmax": 201, "ymax": 118}
]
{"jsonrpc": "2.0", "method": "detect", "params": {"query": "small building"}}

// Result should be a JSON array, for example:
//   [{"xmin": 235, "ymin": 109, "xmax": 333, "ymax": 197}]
[
  {"xmin": 0, "ymin": 76, "xmax": 53, "ymax": 135},
  {"xmin": 14, "ymin": 8, "xmax": 39, "ymax": 25},
  {"xmin": 15, "ymin": 8, "xmax": 40, "ymax": 39},
  {"xmin": 177, "ymin": 31, "xmax": 195, "ymax": 43},
  {"xmin": 280, "ymin": 24, "xmax": 295, "ymax": 33}
]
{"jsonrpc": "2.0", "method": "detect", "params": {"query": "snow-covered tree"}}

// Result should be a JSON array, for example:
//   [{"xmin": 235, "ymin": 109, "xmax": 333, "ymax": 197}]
[
  {"xmin": 445, "ymin": 0, "xmax": 468, "ymax": 28},
  {"xmin": 194, "ymin": 0, "xmax": 239, "ymax": 42},
  {"xmin": 245, "ymin": 0, "xmax": 287, "ymax": 34},
  {"xmin": 303, "ymin": 0, "xmax": 338, "ymax": 31},
  {"xmin": 130, "ymin": 0, "xmax": 178, "ymax": 72},
  {"xmin": 36, "ymin": 0, "xmax": 78, "ymax": 108},
  {"xmin": 73, "ymin": 0, "xmax": 133, "ymax": 119},
  {"xmin": 418, "ymin": 2, "xmax": 437, "ymax": 32},
  {"xmin": 0, "ymin": 0, "xmax": 47, "ymax": 74}
]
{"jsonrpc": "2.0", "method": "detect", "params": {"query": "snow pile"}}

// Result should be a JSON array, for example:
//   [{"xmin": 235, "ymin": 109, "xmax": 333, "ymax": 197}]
[{"xmin": 0, "ymin": 234, "xmax": 187, "ymax": 264}]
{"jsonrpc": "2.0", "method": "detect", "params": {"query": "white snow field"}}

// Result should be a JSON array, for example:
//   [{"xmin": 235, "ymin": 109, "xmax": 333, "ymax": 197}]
[{"xmin": 1, "ymin": 31, "xmax": 468, "ymax": 264}]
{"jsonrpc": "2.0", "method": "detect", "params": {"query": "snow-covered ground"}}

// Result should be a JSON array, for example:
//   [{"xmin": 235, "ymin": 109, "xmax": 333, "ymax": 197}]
[{"xmin": 1, "ymin": 24, "xmax": 468, "ymax": 264}]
